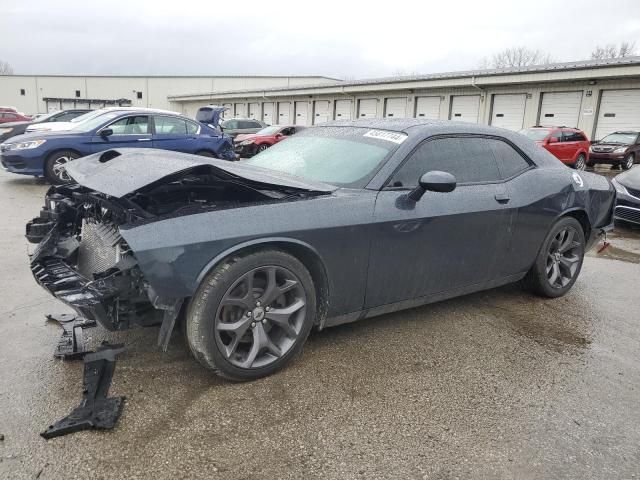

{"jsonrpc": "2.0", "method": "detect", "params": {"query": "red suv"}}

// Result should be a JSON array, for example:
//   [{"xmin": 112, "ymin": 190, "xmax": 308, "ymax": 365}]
[{"xmin": 520, "ymin": 126, "xmax": 590, "ymax": 170}]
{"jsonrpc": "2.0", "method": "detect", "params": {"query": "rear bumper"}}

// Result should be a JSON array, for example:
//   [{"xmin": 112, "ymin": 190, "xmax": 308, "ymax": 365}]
[{"xmin": 588, "ymin": 152, "xmax": 626, "ymax": 164}]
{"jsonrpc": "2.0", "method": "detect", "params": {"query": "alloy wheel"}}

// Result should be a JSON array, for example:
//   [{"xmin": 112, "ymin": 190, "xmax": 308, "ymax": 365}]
[
  {"xmin": 52, "ymin": 156, "xmax": 73, "ymax": 182},
  {"xmin": 214, "ymin": 266, "xmax": 307, "ymax": 369},
  {"xmin": 257, "ymin": 144, "xmax": 268, "ymax": 152},
  {"xmin": 622, "ymin": 154, "xmax": 634, "ymax": 170},
  {"xmin": 546, "ymin": 226, "xmax": 582, "ymax": 289},
  {"xmin": 574, "ymin": 154, "xmax": 586, "ymax": 171}
]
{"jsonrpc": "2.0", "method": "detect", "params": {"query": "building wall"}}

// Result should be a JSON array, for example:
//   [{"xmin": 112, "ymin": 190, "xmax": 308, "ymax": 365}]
[
  {"xmin": 174, "ymin": 77, "xmax": 640, "ymax": 139},
  {"xmin": 0, "ymin": 75, "xmax": 339, "ymax": 115}
]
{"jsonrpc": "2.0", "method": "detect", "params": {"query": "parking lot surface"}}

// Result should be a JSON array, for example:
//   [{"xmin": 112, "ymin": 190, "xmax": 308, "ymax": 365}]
[{"xmin": 0, "ymin": 167, "xmax": 639, "ymax": 480}]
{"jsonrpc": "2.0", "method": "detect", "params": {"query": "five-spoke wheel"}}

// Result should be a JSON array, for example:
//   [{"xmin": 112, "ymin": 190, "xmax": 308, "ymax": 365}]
[{"xmin": 186, "ymin": 250, "xmax": 316, "ymax": 381}]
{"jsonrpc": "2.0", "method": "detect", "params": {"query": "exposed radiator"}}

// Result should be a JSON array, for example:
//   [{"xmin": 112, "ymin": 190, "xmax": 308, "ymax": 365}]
[{"xmin": 76, "ymin": 220, "xmax": 122, "ymax": 278}]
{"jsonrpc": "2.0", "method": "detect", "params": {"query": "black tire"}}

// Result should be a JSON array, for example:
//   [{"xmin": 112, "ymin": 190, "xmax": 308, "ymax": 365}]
[
  {"xmin": 45, "ymin": 150, "xmax": 80, "ymax": 184},
  {"xmin": 195, "ymin": 150, "xmax": 215, "ymax": 157},
  {"xmin": 621, "ymin": 153, "xmax": 634, "ymax": 170},
  {"xmin": 185, "ymin": 249, "xmax": 316, "ymax": 381},
  {"xmin": 586, "ymin": 159, "xmax": 595, "ymax": 168},
  {"xmin": 523, "ymin": 217, "xmax": 585, "ymax": 298},
  {"xmin": 573, "ymin": 153, "xmax": 586, "ymax": 170},
  {"xmin": 256, "ymin": 144, "xmax": 269, "ymax": 153}
]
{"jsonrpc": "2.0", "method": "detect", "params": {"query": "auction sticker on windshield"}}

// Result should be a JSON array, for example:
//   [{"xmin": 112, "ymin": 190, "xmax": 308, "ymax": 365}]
[{"xmin": 363, "ymin": 130, "xmax": 407, "ymax": 144}]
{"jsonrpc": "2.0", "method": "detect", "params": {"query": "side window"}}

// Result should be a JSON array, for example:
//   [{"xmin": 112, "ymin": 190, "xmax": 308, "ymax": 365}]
[
  {"xmin": 107, "ymin": 116, "xmax": 149, "ymax": 134},
  {"xmin": 281, "ymin": 127, "xmax": 294, "ymax": 135},
  {"xmin": 185, "ymin": 121, "xmax": 200, "ymax": 135},
  {"xmin": 562, "ymin": 131, "xmax": 580, "ymax": 142},
  {"xmin": 223, "ymin": 120, "xmax": 238, "ymax": 129},
  {"xmin": 247, "ymin": 121, "xmax": 262, "ymax": 129},
  {"xmin": 154, "ymin": 116, "xmax": 187, "ymax": 135},
  {"xmin": 486, "ymin": 138, "xmax": 531, "ymax": 179},
  {"xmin": 551, "ymin": 131, "xmax": 562, "ymax": 142},
  {"xmin": 390, "ymin": 137, "xmax": 502, "ymax": 187},
  {"xmin": 55, "ymin": 112, "xmax": 80, "ymax": 121}
]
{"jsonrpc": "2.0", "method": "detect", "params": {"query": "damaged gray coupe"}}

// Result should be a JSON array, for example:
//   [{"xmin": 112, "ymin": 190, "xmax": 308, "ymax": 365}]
[{"xmin": 27, "ymin": 119, "xmax": 616, "ymax": 380}]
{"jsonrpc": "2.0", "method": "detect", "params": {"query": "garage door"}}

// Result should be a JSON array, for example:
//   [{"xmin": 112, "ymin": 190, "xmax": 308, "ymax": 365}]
[
  {"xmin": 450, "ymin": 95, "xmax": 480, "ymax": 123},
  {"xmin": 294, "ymin": 101, "xmax": 308, "ymax": 125},
  {"xmin": 491, "ymin": 94, "xmax": 527, "ymax": 131},
  {"xmin": 222, "ymin": 103, "xmax": 233, "ymax": 119},
  {"xmin": 539, "ymin": 91, "xmax": 582, "ymax": 128},
  {"xmin": 248, "ymin": 103, "xmax": 260, "ymax": 120},
  {"xmin": 334, "ymin": 99, "xmax": 352, "ymax": 120},
  {"xmin": 595, "ymin": 89, "xmax": 640, "ymax": 139},
  {"xmin": 358, "ymin": 98, "xmax": 378, "ymax": 118},
  {"xmin": 314, "ymin": 100, "xmax": 330, "ymax": 124},
  {"xmin": 385, "ymin": 97, "xmax": 407, "ymax": 118},
  {"xmin": 234, "ymin": 103, "xmax": 247, "ymax": 118},
  {"xmin": 278, "ymin": 102, "xmax": 291, "ymax": 124},
  {"xmin": 263, "ymin": 103, "xmax": 274, "ymax": 125},
  {"xmin": 415, "ymin": 96, "xmax": 441, "ymax": 119}
]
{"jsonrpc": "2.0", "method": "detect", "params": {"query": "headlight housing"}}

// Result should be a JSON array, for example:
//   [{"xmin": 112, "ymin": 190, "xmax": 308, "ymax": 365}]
[
  {"xmin": 614, "ymin": 146, "xmax": 628, "ymax": 153},
  {"xmin": 0, "ymin": 127, "xmax": 13, "ymax": 134},
  {"xmin": 4, "ymin": 139, "xmax": 47, "ymax": 151},
  {"xmin": 612, "ymin": 179, "xmax": 629, "ymax": 195}
]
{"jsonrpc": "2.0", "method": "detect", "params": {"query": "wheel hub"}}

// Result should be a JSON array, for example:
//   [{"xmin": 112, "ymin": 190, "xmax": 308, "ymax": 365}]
[{"xmin": 252, "ymin": 306, "xmax": 265, "ymax": 322}]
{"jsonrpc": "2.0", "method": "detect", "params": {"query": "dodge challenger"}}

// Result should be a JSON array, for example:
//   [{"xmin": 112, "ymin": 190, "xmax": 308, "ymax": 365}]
[{"xmin": 26, "ymin": 119, "xmax": 615, "ymax": 381}]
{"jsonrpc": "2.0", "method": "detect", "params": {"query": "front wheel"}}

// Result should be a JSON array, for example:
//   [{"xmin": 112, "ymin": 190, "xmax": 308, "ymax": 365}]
[
  {"xmin": 256, "ymin": 144, "xmax": 269, "ymax": 153},
  {"xmin": 622, "ymin": 153, "xmax": 634, "ymax": 170},
  {"xmin": 185, "ymin": 250, "xmax": 316, "ymax": 381},
  {"xmin": 523, "ymin": 217, "xmax": 585, "ymax": 298},
  {"xmin": 45, "ymin": 150, "xmax": 80, "ymax": 184},
  {"xmin": 573, "ymin": 153, "xmax": 586, "ymax": 171}
]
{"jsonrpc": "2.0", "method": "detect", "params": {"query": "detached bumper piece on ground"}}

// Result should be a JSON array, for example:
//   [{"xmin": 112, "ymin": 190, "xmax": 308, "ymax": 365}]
[
  {"xmin": 46, "ymin": 313, "xmax": 97, "ymax": 360},
  {"xmin": 41, "ymin": 344, "xmax": 125, "ymax": 439}
]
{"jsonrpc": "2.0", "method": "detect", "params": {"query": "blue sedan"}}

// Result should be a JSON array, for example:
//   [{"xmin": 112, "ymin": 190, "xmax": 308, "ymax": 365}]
[{"xmin": 0, "ymin": 109, "xmax": 235, "ymax": 183}]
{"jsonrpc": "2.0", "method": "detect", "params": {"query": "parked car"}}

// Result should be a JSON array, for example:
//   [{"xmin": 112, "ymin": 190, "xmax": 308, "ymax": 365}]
[
  {"xmin": 220, "ymin": 118, "xmax": 268, "ymax": 138},
  {"xmin": 0, "ymin": 111, "xmax": 31, "ymax": 124},
  {"xmin": 612, "ymin": 167, "xmax": 640, "ymax": 225},
  {"xmin": 0, "ymin": 109, "xmax": 90, "ymax": 143},
  {"xmin": 1, "ymin": 110, "xmax": 235, "ymax": 183},
  {"xmin": 0, "ymin": 106, "xmax": 18, "ymax": 113},
  {"xmin": 588, "ymin": 131, "xmax": 640, "ymax": 170},
  {"xmin": 520, "ymin": 126, "xmax": 590, "ymax": 170},
  {"xmin": 25, "ymin": 107, "xmax": 179, "ymax": 133},
  {"xmin": 26, "ymin": 119, "xmax": 615, "ymax": 381},
  {"xmin": 234, "ymin": 125, "xmax": 304, "ymax": 157}
]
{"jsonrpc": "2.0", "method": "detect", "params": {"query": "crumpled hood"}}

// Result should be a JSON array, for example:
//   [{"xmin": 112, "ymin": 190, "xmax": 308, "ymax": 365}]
[
  {"xmin": 616, "ymin": 166, "xmax": 640, "ymax": 189},
  {"xmin": 65, "ymin": 148, "xmax": 337, "ymax": 198}
]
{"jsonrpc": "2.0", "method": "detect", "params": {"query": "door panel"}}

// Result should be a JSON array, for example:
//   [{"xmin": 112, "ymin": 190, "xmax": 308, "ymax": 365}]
[
  {"xmin": 366, "ymin": 186, "xmax": 510, "ymax": 307},
  {"xmin": 152, "ymin": 115, "xmax": 194, "ymax": 153},
  {"xmin": 90, "ymin": 115, "xmax": 153, "ymax": 153}
]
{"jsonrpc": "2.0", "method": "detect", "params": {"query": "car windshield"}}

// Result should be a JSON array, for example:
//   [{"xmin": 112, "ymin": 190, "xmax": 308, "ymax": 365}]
[
  {"xmin": 600, "ymin": 132, "xmax": 638, "ymax": 144},
  {"xmin": 256, "ymin": 126, "xmax": 282, "ymax": 135},
  {"xmin": 520, "ymin": 128, "xmax": 551, "ymax": 141},
  {"xmin": 69, "ymin": 111, "xmax": 122, "ymax": 132},
  {"xmin": 245, "ymin": 127, "xmax": 402, "ymax": 188}
]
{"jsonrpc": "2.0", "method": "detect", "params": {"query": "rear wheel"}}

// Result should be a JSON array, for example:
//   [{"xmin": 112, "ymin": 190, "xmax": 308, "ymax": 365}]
[
  {"xmin": 45, "ymin": 150, "xmax": 80, "ymax": 184},
  {"xmin": 622, "ymin": 153, "xmax": 634, "ymax": 170},
  {"xmin": 523, "ymin": 217, "xmax": 585, "ymax": 298},
  {"xmin": 185, "ymin": 250, "xmax": 316, "ymax": 381},
  {"xmin": 573, "ymin": 153, "xmax": 586, "ymax": 170}
]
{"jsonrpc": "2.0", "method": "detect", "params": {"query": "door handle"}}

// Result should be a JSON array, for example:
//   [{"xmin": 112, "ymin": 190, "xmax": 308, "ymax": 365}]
[
  {"xmin": 494, "ymin": 192, "xmax": 510, "ymax": 203},
  {"xmin": 138, "ymin": 138, "xmax": 151, "ymax": 142}
]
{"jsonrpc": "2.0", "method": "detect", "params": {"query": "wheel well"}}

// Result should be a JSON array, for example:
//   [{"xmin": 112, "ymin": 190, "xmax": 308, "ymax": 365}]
[
  {"xmin": 207, "ymin": 242, "xmax": 330, "ymax": 327},
  {"xmin": 46, "ymin": 148, "xmax": 83, "ymax": 163},
  {"xmin": 563, "ymin": 210, "xmax": 591, "ymax": 238}
]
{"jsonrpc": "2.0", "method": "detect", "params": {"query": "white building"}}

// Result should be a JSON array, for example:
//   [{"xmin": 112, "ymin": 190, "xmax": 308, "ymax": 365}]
[
  {"xmin": 168, "ymin": 57, "xmax": 640, "ymax": 140},
  {"xmin": 0, "ymin": 74, "xmax": 340, "ymax": 115}
]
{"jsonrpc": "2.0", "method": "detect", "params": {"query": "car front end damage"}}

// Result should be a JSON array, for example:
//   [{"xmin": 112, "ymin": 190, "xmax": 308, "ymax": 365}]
[
  {"xmin": 25, "ymin": 149, "xmax": 336, "ymax": 344},
  {"xmin": 27, "ymin": 184, "xmax": 166, "ymax": 332}
]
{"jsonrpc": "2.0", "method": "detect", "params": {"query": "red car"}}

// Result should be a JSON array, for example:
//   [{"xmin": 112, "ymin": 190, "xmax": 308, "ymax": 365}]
[
  {"xmin": 234, "ymin": 125, "xmax": 305, "ymax": 158},
  {"xmin": 520, "ymin": 126, "xmax": 590, "ymax": 170},
  {"xmin": 0, "ymin": 110, "xmax": 32, "ymax": 124}
]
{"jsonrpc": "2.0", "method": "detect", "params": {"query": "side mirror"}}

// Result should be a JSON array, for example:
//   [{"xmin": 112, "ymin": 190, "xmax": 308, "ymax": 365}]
[
  {"xmin": 408, "ymin": 171, "xmax": 457, "ymax": 201},
  {"xmin": 547, "ymin": 136, "xmax": 559, "ymax": 144},
  {"xmin": 100, "ymin": 128, "xmax": 113, "ymax": 138}
]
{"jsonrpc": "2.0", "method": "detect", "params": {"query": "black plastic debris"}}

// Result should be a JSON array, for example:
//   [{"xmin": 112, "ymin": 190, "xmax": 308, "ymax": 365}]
[
  {"xmin": 41, "ymin": 344, "xmax": 126, "ymax": 439},
  {"xmin": 46, "ymin": 313, "xmax": 97, "ymax": 360}
]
